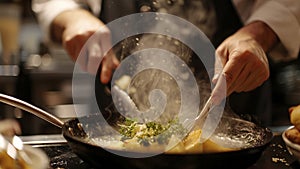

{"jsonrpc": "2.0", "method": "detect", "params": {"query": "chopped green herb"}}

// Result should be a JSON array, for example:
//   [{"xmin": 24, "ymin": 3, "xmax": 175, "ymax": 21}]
[{"xmin": 118, "ymin": 117, "xmax": 187, "ymax": 146}]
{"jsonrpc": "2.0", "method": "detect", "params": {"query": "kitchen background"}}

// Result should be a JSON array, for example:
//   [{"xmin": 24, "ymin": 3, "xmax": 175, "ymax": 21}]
[
  {"xmin": 0, "ymin": 0, "xmax": 299, "ymax": 135},
  {"xmin": 0, "ymin": 0, "xmax": 76, "ymax": 135}
]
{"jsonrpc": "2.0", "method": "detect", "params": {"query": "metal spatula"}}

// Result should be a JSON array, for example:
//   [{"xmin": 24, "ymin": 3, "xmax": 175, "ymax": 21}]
[
  {"xmin": 193, "ymin": 96, "xmax": 214, "ymax": 130},
  {"xmin": 183, "ymin": 72, "xmax": 227, "ymax": 143},
  {"xmin": 183, "ymin": 96, "xmax": 214, "ymax": 131},
  {"xmin": 111, "ymin": 85, "xmax": 167, "ymax": 123}
]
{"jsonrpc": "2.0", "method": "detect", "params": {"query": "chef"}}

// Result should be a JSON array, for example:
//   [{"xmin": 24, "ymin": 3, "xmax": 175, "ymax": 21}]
[{"xmin": 32, "ymin": 0, "xmax": 300, "ymax": 125}]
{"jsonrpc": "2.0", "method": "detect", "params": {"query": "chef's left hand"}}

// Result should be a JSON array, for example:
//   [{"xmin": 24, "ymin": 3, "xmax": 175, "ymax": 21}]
[
  {"xmin": 53, "ymin": 9, "xmax": 120, "ymax": 84},
  {"xmin": 211, "ymin": 21, "xmax": 278, "ymax": 104}
]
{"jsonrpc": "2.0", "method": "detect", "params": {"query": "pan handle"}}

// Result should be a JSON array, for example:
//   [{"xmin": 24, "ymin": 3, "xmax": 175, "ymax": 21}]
[{"xmin": 0, "ymin": 93, "xmax": 64, "ymax": 128}]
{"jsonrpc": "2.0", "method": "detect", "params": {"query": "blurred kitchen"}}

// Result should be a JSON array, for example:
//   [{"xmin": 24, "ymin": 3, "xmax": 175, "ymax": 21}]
[
  {"xmin": 0, "ymin": 0, "xmax": 76, "ymax": 135},
  {"xmin": 0, "ymin": 0, "xmax": 299, "ymax": 136}
]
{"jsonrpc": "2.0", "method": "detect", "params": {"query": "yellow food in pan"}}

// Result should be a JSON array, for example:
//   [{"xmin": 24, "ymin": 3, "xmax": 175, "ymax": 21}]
[{"xmin": 167, "ymin": 129, "xmax": 236, "ymax": 154}]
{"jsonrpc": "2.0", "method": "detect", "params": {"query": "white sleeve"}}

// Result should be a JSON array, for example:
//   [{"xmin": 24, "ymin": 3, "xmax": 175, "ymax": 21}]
[
  {"xmin": 32, "ymin": 0, "xmax": 81, "ymax": 44},
  {"xmin": 233, "ymin": 0, "xmax": 300, "ymax": 62}
]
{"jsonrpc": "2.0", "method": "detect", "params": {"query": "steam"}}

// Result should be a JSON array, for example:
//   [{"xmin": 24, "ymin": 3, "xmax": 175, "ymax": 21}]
[
  {"xmin": 152, "ymin": 0, "xmax": 217, "ymax": 39},
  {"xmin": 113, "ymin": 0, "xmax": 218, "ymax": 123}
]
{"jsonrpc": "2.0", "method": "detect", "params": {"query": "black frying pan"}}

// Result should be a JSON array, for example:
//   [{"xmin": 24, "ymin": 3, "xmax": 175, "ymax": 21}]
[
  {"xmin": 0, "ymin": 93, "xmax": 273, "ymax": 169},
  {"xmin": 63, "ymin": 115, "xmax": 273, "ymax": 169}
]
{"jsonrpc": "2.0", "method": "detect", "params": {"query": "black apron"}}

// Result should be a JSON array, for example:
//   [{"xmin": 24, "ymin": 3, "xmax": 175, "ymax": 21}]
[{"xmin": 97, "ymin": 0, "xmax": 272, "ymax": 126}]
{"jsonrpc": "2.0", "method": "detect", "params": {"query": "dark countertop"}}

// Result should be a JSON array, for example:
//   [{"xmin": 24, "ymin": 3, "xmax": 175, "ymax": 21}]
[
  {"xmin": 247, "ymin": 133, "xmax": 299, "ymax": 169},
  {"xmin": 24, "ymin": 131, "xmax": 299, "ymax": 169}
]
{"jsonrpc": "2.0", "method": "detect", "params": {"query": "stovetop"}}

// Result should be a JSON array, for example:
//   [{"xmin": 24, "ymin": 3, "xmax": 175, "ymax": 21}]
[
  {"xmin": 25, "ymin": 133, "xmax": 300, "ymax": 169},
  {"xmin": 39, "ymin": 145, "xmax": 95, "ymax": 169}
]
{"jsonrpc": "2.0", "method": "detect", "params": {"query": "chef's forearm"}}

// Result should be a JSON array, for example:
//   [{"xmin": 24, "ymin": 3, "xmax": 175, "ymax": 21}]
[
  {"xmin": 32, "ymin": 0, "xmax": 81, "ymax": 44},
  {"xmin": 50, "ymin": 9, "xmax": 82, "ymax": 43},
  {"xmin": 50, "ymin": 9, "xmax": 97, "ymax": 43}
]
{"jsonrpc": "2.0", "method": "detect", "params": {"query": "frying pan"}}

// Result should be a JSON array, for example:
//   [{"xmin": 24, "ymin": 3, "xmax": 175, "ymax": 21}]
[{"xmin": 0, "ymin": 93, "xmax": 273, "ymax": 169}]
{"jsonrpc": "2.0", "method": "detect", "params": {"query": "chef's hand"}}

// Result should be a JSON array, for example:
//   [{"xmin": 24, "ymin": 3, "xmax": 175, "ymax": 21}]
[
  {"xmin": 0, "ymin": 119, "xmax": 21, "ymax": 137},
  {"xmin": 52, "ymin": 9, "xmax": 119, "ymax": 84},
  {"xmin": 211, "ymin": 21, "xmax": 278, "ymax": 104}
]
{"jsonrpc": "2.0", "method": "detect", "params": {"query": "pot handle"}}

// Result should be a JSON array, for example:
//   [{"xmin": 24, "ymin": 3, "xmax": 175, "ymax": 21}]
[{"xmin": 0, "ymin": 93, "xmax": 64, "ymax": 128}]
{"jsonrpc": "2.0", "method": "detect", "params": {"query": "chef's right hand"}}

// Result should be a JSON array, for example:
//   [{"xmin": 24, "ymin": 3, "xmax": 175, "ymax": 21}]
[
  {"xmin": 55, "ymin": 9, "xmax": 119, "ymax": 84},
  {"xmin": 210, "ymin": 21, "xmax": 278, "ymax": 105}
]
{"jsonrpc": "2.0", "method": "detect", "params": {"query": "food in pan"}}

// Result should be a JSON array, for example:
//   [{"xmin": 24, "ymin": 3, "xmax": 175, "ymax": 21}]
[
  {"xmin": 285, "ymin": 105, "xmax": 300, "ymax": 145},
  {"xmin": 118, "ymin": 118, "xmax": 237, "ymax": 153},
  {"xmin": 167, "ymin": 128, "xmax": 236, "ymax": 154},
  {"xmin": 92, "ymin": 75, "xmax": 238, "ymax": 153}
]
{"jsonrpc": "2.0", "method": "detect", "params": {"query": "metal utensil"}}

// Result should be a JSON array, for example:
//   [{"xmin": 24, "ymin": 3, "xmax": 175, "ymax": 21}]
[
  {"xmin": 196, "ymin": 72, "xmax": 227, "ymax": 142},
  {"xmin": 111, "ymin": 85, "xmax": 167, "ymax": 123},
  {"xmin": 183, "ymin": 96, "xmax": 214, "ymax": 131},
  {"xmin": 193, "ymin": 96, "xmax": 214, "ymax": 130},
  {"xmin": 111, "ymin": 85, "xmax": 139, "ymax": 113}
]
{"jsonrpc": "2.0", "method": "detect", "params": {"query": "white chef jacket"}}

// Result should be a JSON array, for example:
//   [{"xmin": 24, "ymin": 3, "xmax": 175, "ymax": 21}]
[{"xmin": 32, "ymin": 0, "xmax": 300, "ymax": 62}]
